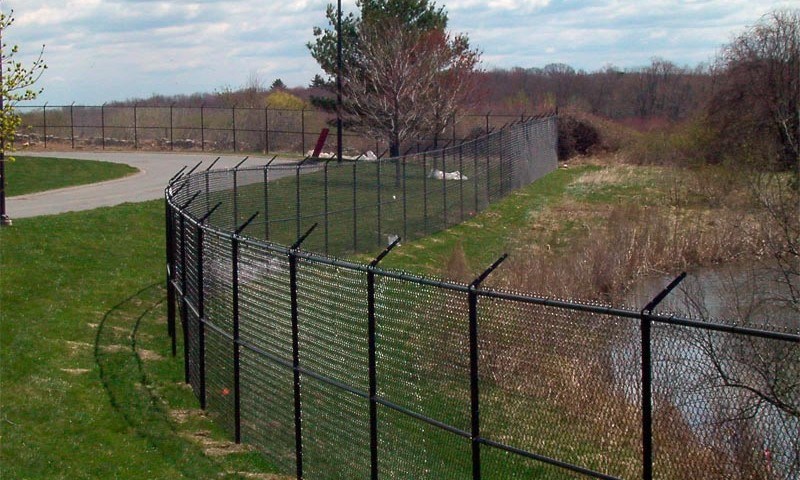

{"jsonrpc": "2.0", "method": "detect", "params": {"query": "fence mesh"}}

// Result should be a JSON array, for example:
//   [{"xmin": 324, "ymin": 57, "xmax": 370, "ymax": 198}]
[{"xmin": 166, "ymin": 115, "xmax": 798, "ymax": 480}]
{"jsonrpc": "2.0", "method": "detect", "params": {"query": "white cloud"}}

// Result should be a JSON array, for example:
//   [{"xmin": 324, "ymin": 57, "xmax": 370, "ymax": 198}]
[{"xmin": 4, "ymin": 0, "xmax": 797, "ymax": 104}]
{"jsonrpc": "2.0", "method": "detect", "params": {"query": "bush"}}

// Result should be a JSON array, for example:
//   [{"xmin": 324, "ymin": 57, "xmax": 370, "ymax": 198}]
[{"xmin": 557, "ymin": 114, "xmax": 601, "ymax": 160}]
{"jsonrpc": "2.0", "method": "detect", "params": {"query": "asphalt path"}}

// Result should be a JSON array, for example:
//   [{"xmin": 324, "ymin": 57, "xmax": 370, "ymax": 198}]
[{"xmin": 7, "ymin": 151, "xmax": 298, "ymax": 218}]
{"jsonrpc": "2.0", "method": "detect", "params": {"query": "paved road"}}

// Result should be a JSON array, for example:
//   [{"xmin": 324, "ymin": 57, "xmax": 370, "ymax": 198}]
[{"xmin": 7, "ymin": 151, "xmax": 298, "ymax": 218}]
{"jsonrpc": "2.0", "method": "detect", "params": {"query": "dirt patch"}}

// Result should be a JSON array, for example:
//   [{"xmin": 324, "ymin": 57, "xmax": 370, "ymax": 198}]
[
  {"xmin": 182, "ymin": 430, "xmax": 255, "ymax": 457},
  {"xmin": 221, "ymin": 472, "xmax": 292, "ymax": 479},
  {"xmin": 169, "ymin": 408, "xmax": 207, "ymax": 424},
  {"xmin": 60, "ymin": 368, "xmax": 90, "ymax": 375},
  {"xmin": 137, "ymin": 348, "xmax": 164, "ymax": 361}
]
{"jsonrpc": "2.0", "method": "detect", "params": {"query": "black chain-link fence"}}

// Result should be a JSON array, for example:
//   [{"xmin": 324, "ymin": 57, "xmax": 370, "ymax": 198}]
[{"xmin": 165, "ymin": 115, "xmax": 799, "ymax": 480}]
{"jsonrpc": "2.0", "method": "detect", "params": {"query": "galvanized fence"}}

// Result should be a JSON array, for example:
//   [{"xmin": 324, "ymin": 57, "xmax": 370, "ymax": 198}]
[
  {"xmin": 16, "ymin": 103, "xmax": 526, "ymax": 157},
  {"xmin": 165, "ymin": 115, "xmax": 799, "ymax": 480}
]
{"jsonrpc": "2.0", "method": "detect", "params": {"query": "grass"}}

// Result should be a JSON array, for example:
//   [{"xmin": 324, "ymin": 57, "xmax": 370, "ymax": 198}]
[
  {"xmin": 0, "ymin": 201, "xmax": 280, "ymax": 479},
  {"xmin": 4, "ymin": 156, "xmax": 138, "ymax": 197}
]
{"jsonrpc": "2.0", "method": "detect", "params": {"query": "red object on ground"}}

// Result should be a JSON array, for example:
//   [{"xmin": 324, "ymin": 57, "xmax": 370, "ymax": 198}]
[{"xmin": 311, "ymin": 128, "xmax": 330, "ymax": 158}]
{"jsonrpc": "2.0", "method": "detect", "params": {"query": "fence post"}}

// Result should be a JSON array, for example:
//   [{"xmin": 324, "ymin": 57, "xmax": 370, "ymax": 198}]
[
  {"xmin": 70, "ymin": 102, "xmax": 75, "ymax": 149},
  {"xmin": 376, "ymin": 160, "xmax": 382, "ymax": 247},
  {"xmin": 324, "ymin": 161, "xmax": 329, "ymax": 254},
  {"xmin": 165, "ymin": 197, "xmax": 176, "ymax": 356},
  {"xmin": 473, "ymin": 141, "xmax": 479, "ymax": 213},
  {"xmin": 296, "ymin": 156, "xmax": 311, "ymax": 240},
  {"xmin": 42, "ymin": 104, "xmax": 47, "ymax": 149},
  {"xmin": 459, "ymin": 144, "xmax": 464, "ymax": 222},
  {"xmin": 265, "ymin": 106, "xmax": 270, "ymax": 154},
  {"xmin": 170, "ymin": 104, "xmax": 174, "ymax": 151},
  {"xmin": 195, "ymin": 203, "xmax": 220, "ymax": 410},
  {"xmin": 442, "ymin": 149, "xmax": 447, "ymax": 228},
  {"xmin": 640, "ymin": 272, "xmax": 686, "ymax": 480},
  {"xmin": 289, "ymin": 223, "xmax": 318, "ymax": 480},
  {"xmin": 485, "ymin": 111, "xmax": 490, "ymax": 136},
  {"xmin": 231, "ymin": 212, "xmax": 260, "ymax": 444},
  {"xmin": 353, "ymin": 161, "xmax": 358, "ymax": 251},
  {"xmin": 368, "ymin": 237, "xmax": 401, "ymax": 480},
  {"xmin": 133, "ymin": 104, "xmax": 138, "ymax": 150},
  {"xmin": 402, "ymin": 156, "xmax": 407, "ymax": 241},
  {"xmin": 468, "ymin": 254, "xmax": 508, "ymax": 480},
  {"xmin": 232, "ymin": 157, "xmax": 248, "ymax": 229},
  {"xmin": 423, "ymin": 152, "xmax": 428, "ymax": 234},
  {"xmin": 301, "ymin": 107, "xmax": 306, "ymax": 155},
  {"xmin": 498, "ymin": 129, "xmax": 504, "ymax": 196},
  {"xmin": 101, "ymin": 103, "xmax": 106, "ymax": 150},
  {"xmin": 232, "ymin": 106, "xmax": 237, "ymax": 152},
  {"xmin": 263, "ymin": 156, "xmax": 276, "ymax": 241},
  {"xmin": 200, "ymin": 104, "xmax": 205, "ymax": 152}
]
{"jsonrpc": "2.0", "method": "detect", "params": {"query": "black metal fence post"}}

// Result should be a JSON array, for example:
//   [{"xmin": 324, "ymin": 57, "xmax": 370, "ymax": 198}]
[
  {"xmin": 300, "ymin": 107, "xmax": 306, "ymax": 154},
  {"xmin": 442, "ymin": 149, "xmax": 448, "ymax": 228},
  {"xmin": 264, "ymin": 107, "xmax": 270, "ymax": 154},
  {"xmin": 459, "ymin": 144, "xmax": 464, "ymax": 222},
  {"xmin": 423, "ymin": 152, "xmax": 428, "ymax": 233},
  {"xmin": 377, "ymin": 160, "xmax": 382, "ymax": 247},
  {"xmin": 368, "ymin": 237, "xmax": 401, "ymax": 480},
  {"xmin": 468, "ymin": 254, "xmax": 508, "ymax": 480},
  {"xmin": 194, "ymin": 203, "xmax": 219, "ymax": 410},
  {"xmin": 402, "ymin": 156, "xmax": 407, "ymax": 241},
  {"xmin": 324, "ymin": 161, "xmax": 330, "ymax": 254},
  {"xmin": 42, "ymin": 104, "xmax": 47, "ymax": 149},
  {"xmin": 232, "ymin": 106, "xmax": 237, "ymax": 152},
  {"xmin": 169, "ymin": 104, "xmax": 174, "ymax": 151},
  {"xmin": 232, "ymin": 212, "xmax": 260, "ymax": 444},
  {"xmin": 200, "ymin": 105, "xmax": 205, "ymax": 151},
  {"xmin": 179, "ymin": 213, "xmax": 189, "ymax": 382},
  {"xmin": 165, "ymin": 197, "xmax": 176, "ymax": 356},
  {"xmin": 70, "ymin": 103, "xmax": 75, "ymax": 149},
  {"xmin": 288, "ymin": 223, "xmax": 317, "ymax": 480},
  {"xmin": 640, "ymin": 272, "xmax": 686, "ymax": 480},
  {"xmin": 101, "ymin": 104, "xmax": 106, "ymax": 150},
  {"xmin": 133, "ymin": 104, "xmax": 138, "ymax": 149},
  {"xmin": 474, "ymin": 141, "xmax": 479, "ymax": 213},
  {"xmin": 296, "ymin": 157, "xmax": 311, "ymax": 240},
  {"xmin": 353, "ymin": 162, "xmax": 358, "ymax": 252},
  {"xmin": 233, "ymin": 156, "xmax": 248, "ymax": 229},
  {"xmin": 263, "ymin": 156, "xmax": 276, "ymax": 241}
]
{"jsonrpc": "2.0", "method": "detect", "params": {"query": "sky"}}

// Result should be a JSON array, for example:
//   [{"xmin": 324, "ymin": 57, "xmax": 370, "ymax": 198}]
[{"xmin": 5, "ymin": 0, "xmax": 797, "ymax": 105}]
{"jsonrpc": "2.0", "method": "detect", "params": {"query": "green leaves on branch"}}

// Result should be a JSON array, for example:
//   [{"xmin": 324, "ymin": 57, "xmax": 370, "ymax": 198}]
[{"xmin": 1, "ymin": 9, "xmax": 47, "ymax": 156}]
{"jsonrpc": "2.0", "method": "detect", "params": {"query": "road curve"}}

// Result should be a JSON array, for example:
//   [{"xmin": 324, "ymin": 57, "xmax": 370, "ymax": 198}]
[{"xmin": 7, "ymin": 151, "xmax": 298, "ymax": 218}]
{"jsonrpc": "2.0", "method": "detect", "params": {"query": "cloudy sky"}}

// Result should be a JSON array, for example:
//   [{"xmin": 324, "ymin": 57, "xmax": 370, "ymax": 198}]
[{"xmin": 5, "ymin": 0, "xmax": 796, "ymax": 105}]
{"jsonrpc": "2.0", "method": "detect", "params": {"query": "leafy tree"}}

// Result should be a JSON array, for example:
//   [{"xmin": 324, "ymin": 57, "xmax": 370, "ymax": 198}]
[
  {"xmin": 308, "ymin": 0, "xmax": 479, "ymax": 157},
  {"xmin": 0, "ymin": 9, "xmax": 46, "ymax": 225},
  {"xmin": 270, "ymin": 78, "xmax": 286, "ymax": 91}
]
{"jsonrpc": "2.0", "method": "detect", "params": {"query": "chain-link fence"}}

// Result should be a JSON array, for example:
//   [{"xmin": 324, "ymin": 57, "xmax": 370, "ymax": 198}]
[
  {"xmin": 165, "ymin": 115, "xmax": 799, "ymax": 480},
  {"xmin": 16, "ymin": 103, "xmax": 530, "ymax": 157}
]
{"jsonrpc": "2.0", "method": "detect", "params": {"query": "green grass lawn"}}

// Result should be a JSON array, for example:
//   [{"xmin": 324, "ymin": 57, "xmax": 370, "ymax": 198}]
[
  {"xmin": 0, "ymin": 202, "xmax": 279, "ymax": 479},
  {"xmin": 5, "ymin": 156, "xmax": 138, "ymax": 197}
]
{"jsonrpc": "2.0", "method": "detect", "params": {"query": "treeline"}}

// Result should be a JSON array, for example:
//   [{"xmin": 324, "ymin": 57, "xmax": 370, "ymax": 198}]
[
  {"xmin": 476, "ymin": 59, "xmax": 712, "ymax": 121},
  {"xmin": 99, "ymin": 59, "xmax": 713, "ymax": 122}
]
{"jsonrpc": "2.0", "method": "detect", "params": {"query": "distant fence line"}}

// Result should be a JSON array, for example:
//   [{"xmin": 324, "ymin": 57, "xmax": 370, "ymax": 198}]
[
  {"xmin": 165, "ymin": 115, "xmax": 799, "ymax": 480},
  {"xmin": 16, "ymin": 104, "xmax": 531, "ymax": 156}
]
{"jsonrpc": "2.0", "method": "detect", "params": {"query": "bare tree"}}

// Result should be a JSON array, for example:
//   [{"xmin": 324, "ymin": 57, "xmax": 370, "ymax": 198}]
[
  {"xmin": 340, "ymin": 18, "xmax": 479, "ymax": 156},
  {"xmin": 709, "ymin": 9, "xmax": 800, "ymax": 170}
]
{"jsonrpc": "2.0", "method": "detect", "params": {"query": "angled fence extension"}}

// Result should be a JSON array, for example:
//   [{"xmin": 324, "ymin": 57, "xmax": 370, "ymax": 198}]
[{"xmin": 165, "ymin": 114, "xmax": 799, "ymax": 480}]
